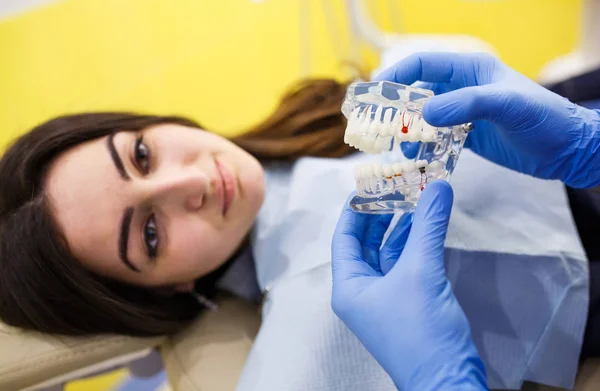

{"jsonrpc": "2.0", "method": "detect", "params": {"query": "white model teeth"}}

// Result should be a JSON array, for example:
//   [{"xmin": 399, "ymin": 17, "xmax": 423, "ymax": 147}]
[
  {"xmin": 383, "ymin": 164, "xmax": 393, "ymax": 179},
  {"xmin": 392, "ymin": 111, "xmax": 405, "ymax": 142},
  {"xmin": 421, "ymin": 118, "xmax": 436, "ymax": 143},
  {"xmin": 426, "ymin": 160, "xmax": 445, "ymax": 179},
  {"xmin": 408, "ymin": 115, "xmax": 421, "ymax": 142},
  {"xmin": 344, "ymin": 108, "xmax": 360, "ymax": 145},
  {"xmin": 354, "ymin": 160, "xmax": 446, "ymax": 195},
  {"xmin": 344, "ymin": 105, "xmax": 439, "ymax": 153},
  {"xmin": 381, "ymin": 108, "xmax": 393, "ymax": 136},
  {"xmin": 375, "ymin": 136, "xmax": 392, "ymax": 152},
  {"xmin": 374, "ymin": 105, "xmax": 383, "ymax": 127}
]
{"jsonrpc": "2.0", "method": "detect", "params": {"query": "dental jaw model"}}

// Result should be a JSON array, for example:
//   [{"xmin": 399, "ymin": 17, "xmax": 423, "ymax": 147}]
[{"xmin": 342, "ymin": 81, "xmax": 473, "ymax": 214}]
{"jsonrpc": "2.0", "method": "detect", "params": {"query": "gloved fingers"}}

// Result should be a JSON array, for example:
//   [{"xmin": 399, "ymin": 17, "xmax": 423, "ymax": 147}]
[
  {"xmin": 379, "ymin": 213, "xmax": 413, "ymax": 275},
  {"xmin": 362, "ymin": 214, "xmax": 394, "ymax": 273},
  {"xmin": 462, "ymin": 122, "xmax": 494, "ymax": 151},
  {"xmin": 464, "ymin": 131, "xmax": 474, "ymax": 149},
  {"xmin": 332, "ymin": 200, "xmax": 380, "ymax": 283},
  {"xmin": 390, "ymin": 181, "xmax": 453, "ymax": 278},
  {"xmin": 374, "ymin": 52, "xmax": 477, "ymax": 85},
  {"xmin": 462, "ymin": 119, "xmax": 526, "ymax": 166},
  {"xmin": 422, "ymin": 85, "xmax": 500, "ymax": 127}
]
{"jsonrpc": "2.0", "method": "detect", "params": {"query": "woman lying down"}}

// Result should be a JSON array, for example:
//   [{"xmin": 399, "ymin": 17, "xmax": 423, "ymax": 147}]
[{"xmin": 0, "ymin": 79, "xmax": 594, "ymax": 390}]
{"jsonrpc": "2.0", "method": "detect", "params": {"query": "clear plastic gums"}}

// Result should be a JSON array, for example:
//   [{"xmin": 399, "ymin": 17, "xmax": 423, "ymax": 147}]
[{"xmin": 342, "ymin": 81, "xmax": 473, "ymax": 214}]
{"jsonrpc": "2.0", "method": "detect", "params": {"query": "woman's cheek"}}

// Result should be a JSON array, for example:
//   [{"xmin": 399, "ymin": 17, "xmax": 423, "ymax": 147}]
[{"xmin": 177, "ymin": 226, "xmax": 228, "ymax": 276}]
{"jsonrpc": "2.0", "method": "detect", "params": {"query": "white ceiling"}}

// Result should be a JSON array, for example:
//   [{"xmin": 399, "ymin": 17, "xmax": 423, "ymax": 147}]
[{"xmin": 0, "ymin": 0, "xmax": 60, "ymax": 21}]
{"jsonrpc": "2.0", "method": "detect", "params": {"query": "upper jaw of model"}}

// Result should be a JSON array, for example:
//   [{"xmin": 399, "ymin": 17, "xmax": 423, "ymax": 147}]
[
  {"xmin": 341, "ymin": 81, "xmax": 472, "ymax": 213},
  {"xmin": 344, "ymin": 102, "xmax": 438, "ymax": 153}
]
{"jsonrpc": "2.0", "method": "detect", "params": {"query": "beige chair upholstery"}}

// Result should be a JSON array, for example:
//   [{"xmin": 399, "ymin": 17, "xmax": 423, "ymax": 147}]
[
  {"xmin": 0, "ymin": 324, "xmax": 164, "ymax": 391},
  {"xmin": 162, "ymin": 294, "xmax": 261, "ymax": 391},
  {"xmin": 0, "ymin": 293, "xmax": 259, "ymax": 391},
  {"xmin": 1, "ymin": 291, "xmax": 599, "ymax": 391}
]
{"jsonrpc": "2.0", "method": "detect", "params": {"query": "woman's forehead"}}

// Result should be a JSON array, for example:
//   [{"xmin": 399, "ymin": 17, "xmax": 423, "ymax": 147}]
[
  {"xmin": 45, "ymin": 135, "xmax": 126, "ymax": 272},
  {"xmin": 46, "ymin": 135, "xmax": 122, "ymax": 207}
]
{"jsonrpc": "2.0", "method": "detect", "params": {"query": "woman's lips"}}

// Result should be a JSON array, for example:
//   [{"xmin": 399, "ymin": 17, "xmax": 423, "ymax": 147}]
[{"xmin": 215, "ymin": 159, "xmax": 235, "ymax": 216}]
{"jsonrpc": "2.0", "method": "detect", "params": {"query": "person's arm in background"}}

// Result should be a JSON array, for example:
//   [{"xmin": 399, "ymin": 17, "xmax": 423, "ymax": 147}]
[
  {"xmin": 375, "ymin": 52, "xmax": 600, "ymax": 189},
  {"xmin": 331, "ymin": 182, "xmax": 488, "ymax": 390}
]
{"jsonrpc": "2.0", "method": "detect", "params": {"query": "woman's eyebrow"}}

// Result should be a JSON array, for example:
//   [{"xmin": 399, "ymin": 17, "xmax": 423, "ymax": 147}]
[
  {"xmin": 107, "ymin": 134, "xmax": 130, "ymax": 181},
  {"xmin": 119, "ymin": 207, "xmax": 140, "ymax": 273},
  {"xmin": 107, "ymin": 134, "xmax": 139, "ymax": 272}
]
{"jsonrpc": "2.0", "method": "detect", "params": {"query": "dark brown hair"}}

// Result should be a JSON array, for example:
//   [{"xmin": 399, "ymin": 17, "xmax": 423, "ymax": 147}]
[{"xmin": 0, "ymin": 78, "xmax": 354, "ymax": 336}]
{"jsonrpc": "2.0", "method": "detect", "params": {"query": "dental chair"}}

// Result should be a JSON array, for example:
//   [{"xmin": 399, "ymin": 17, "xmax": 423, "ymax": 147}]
[
  {"xmin": 0, "ymin": 293, "xmax": 260, "ymax": 391},
  {"xmin": 2, "ymin": 291, "xmax": 600, "ymax": 391}
]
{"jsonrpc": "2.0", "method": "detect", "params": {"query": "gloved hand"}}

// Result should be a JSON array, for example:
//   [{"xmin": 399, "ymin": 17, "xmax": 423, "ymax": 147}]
[
  {"xmin": 375, "ymin": 52, "xmax": 600, "ymax": 189},
  {"xmin": 331, "ymin": 181, "xmax": 487, "ymax": 391}
]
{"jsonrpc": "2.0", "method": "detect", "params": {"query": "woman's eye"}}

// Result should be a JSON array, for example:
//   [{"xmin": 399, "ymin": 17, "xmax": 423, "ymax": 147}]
[
  {"xmin": 144, "ymin": 215, "xmax": 159, "ymax": 258},
  {"xmin": 134, "ymin": 136, "xmax": 151, "ymax": 174}
]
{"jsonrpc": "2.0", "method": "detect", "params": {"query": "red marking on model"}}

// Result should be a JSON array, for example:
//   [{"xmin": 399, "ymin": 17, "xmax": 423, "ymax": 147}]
[{"xmin": 401, "ymin": 112, "xmax": 411, "ymax": 134}]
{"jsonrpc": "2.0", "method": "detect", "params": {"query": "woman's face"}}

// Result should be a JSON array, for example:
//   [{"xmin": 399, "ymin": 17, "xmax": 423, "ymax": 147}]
[{"xmin": 45, "ymin": 124, "xmax": 265, "ymax": 291}]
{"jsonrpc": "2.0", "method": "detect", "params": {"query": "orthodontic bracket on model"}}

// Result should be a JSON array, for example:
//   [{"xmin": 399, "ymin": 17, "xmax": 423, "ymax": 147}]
[{"xmin": 341, "ymin": 81, "xmax": 473, "ymax": 214}]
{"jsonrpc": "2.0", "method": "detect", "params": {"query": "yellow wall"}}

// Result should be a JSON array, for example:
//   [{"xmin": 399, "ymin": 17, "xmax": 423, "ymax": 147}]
[{"xmin": 0, "ymin": 0, "xmax": 581, "ymax": 150}]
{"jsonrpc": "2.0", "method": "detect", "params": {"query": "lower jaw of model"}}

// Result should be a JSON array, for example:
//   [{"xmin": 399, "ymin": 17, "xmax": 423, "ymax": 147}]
[{"xmin": 341, "ymin": 81, "xmax": 472, "ymax": 214}]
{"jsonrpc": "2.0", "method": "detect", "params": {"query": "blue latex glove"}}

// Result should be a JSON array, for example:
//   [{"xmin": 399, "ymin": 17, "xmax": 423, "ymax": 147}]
[
  {"xmin": 375, "ymin": 52, "xmax": 600, "ymax": 189},
  {"xmin": 331, "ymin": 181, "xmax": 488, "ymax": 391}
]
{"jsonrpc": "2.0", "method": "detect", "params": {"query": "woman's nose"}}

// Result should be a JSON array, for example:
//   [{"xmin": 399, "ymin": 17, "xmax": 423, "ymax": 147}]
[{"xmin": 151, "ymin": 170, "xmax": 210, "ymax": 211}]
